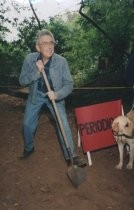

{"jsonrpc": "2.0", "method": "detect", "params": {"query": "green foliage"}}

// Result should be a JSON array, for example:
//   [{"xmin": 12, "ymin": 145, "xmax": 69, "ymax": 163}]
[
  {"xmin": 0, "ymin": 41, "xmax": 26, "ymax": 85},
  {"xmin": 0, "ymin": 0, "xmax": 134, "ymax": 87},
  {"xmin": 75, "ymin": 0, "xmax": 134, "ymax": 86}
]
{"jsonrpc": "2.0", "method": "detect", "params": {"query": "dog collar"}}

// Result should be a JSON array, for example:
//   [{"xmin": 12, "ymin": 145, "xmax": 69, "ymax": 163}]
[{"xmin": 112, "ymin": 130, "xmax": 134, "ymax": 139}]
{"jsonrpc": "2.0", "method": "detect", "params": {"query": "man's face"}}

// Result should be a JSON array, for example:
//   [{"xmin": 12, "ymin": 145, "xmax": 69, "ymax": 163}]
[{"xmin": 37, "ymin": 35, "xmax": 55, "ymax": 60}]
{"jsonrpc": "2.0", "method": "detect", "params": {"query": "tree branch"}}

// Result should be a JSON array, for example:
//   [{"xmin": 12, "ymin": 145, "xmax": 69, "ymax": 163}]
[
  {"xmin": 28, "ymin": 0, "xmax": 41, "ymax": 30},
  {"xmin": 79, "ymin": 3, "xmax": 113, "ymax": 43},
  {"xmin": 79, "ymin": 1, "xmax": 129, "ymax": 56}
]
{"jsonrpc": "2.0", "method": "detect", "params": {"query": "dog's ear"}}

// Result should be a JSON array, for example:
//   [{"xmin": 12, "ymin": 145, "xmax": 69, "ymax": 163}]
[
  {"xmin": 112, "ymin": 121, "xmax": 119, "ymax": 132},
  {"xmin": 126, "ymin": 111, "xmax": 134, "ymax": 124}
]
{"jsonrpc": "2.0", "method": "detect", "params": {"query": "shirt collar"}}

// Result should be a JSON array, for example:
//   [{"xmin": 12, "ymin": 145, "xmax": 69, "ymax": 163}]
[{"xmin": 37, "ymin": 53, "xmax": 52, "ymax": 66}]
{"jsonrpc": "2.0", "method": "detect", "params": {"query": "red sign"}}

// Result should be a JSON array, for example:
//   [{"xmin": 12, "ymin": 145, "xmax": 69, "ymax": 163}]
[{"xmin": 75, "ymin": 100, "xmax": 122, "ymax": 152}]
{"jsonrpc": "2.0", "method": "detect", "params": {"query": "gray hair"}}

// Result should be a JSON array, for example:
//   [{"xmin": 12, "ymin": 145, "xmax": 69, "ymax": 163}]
[{"xmin": 35, "ymin": 29, "xmax": 55, "ymax": 45}]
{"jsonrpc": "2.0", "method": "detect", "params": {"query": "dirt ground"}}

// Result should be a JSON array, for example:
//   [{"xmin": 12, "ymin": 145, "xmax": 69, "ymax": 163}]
[{"xmin": 0, "ymin": 93, "xmax": 134, "ymax": 210}]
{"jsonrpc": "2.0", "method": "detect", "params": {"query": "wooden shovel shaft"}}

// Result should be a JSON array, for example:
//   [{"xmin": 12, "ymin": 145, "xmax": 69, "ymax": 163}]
[{"xmin": 42, "ymin": 70, "xmax": 73, "ymax": 161}]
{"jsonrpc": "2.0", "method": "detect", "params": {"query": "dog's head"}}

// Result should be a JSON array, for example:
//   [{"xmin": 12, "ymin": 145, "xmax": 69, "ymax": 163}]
[{"xmin": 112, "ymin": 115, "xmax": 134, "ymax": 137}]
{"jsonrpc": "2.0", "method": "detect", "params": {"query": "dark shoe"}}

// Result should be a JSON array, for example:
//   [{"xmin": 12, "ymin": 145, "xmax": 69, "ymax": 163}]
[
  {"xmin": 66, "ymin": 156, "xmax": 87, "ymax": 168},
  {"xmin": 20, "ymin": 147, "xmax": 34, "ymax": 159}
]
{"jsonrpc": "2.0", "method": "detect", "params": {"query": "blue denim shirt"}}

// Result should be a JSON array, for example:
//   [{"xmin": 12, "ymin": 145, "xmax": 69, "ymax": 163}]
[{"xmin": 19, "ymin": 52, "xmax": 74, "ymax": 104}]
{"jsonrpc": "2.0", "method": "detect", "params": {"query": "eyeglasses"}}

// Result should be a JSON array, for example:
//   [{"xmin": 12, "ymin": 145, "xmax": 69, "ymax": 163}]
[{"xmin": 39, "ymin": 41, "xmax": 55, "ymax": 47}]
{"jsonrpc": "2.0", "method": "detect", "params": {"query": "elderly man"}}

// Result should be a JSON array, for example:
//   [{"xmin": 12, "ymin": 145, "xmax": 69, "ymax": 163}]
[{"xmin": 19, "ymin": 29, "xmax": 86, "ymax": 167}]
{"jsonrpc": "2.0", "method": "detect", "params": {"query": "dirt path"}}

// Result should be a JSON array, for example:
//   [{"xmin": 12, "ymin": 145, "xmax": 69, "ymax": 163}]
[{"xmin": 0, "ymin": 94, "xmax": 134, "ymax": 210}]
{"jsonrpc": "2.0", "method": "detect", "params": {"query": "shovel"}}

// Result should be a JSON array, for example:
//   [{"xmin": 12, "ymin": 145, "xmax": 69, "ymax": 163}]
[{"xmin": 42, "ymin": 70, "xmax": 86, "ymax": 188}]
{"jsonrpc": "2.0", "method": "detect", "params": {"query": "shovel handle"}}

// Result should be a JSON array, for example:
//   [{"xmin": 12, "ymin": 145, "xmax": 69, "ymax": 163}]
[{"xmin": 42, "ymin": 70, "xmax": 71, "ymax": 151}]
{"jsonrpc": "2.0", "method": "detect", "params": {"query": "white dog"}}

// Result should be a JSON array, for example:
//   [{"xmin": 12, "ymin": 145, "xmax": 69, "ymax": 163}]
[{"xmin": 112, "ymin": 115, "xmax": 134, "ymax": 169}]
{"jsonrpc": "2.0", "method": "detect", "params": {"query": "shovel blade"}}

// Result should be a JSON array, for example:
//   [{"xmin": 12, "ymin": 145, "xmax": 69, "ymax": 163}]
[{"xmin": 67, "ymin": 165, "xmax": 87, "ymax": 188}]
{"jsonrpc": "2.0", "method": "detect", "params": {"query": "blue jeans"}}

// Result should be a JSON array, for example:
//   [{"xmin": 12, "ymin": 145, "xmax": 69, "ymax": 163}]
[{"xmin": 22, "ymin": 91, "xmax": 77, "ymax": 160}]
